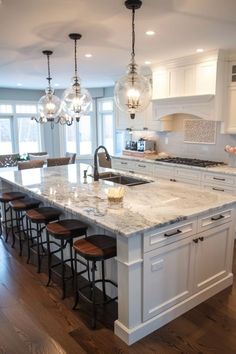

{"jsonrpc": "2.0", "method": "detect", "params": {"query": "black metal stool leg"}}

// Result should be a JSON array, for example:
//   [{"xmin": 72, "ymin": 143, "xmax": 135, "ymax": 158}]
[
  {"xmin": 91, "ymin": 261, "xmax": 97, "ymax": 329},
  {"xmin": 36, "ymin": 223, "xmax": 41, "ymax": 273},
  {"xmin": 61, "ymin": 239, "xmax": 66, "ymax": 299},
  {"xmin": 101, "ymin": 260, "xmax": 107, "ymax": 301},
  {"xmin": 26, "ymin": 217, "xmax": 31, "ymax": 264},
  {"xmin": 69, "ymin": 239, "xmax": 74, "ymax": 278},
  {"xmin": 46, "ymin": 230, "xmax": 52, "ymax": 287},
  {"xmin": 4, "ymin": 203, "xmax": 8, "ymax": 242},
  {"xmin": 73, "ymin": 252, "xmax": 79, "ymax": 310},
  {"xmin": 18, "ymin": 212, "xmax": 24, "ymax": 256},
  {"xmin": 10, "ymin": 206, "xmax": 14, "ymax": 244}
]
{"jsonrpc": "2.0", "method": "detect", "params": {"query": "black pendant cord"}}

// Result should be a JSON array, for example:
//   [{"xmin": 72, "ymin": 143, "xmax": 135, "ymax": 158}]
[
  {"xmin": 131, "ymin": 7, "xmax": 136, "ymax": 64},
  {"xmin": 46, "ymin": 53, "xmax": 52, "ymax": 89},
  {"xmin": 74, "ymin": 38, "xmax": 78, "ymax": 84}
]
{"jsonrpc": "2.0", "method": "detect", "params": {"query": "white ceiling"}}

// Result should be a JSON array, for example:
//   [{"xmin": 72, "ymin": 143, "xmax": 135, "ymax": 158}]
[{"xmin": 1, "ymin": 0, "xmax": 236, "ymax": 89}]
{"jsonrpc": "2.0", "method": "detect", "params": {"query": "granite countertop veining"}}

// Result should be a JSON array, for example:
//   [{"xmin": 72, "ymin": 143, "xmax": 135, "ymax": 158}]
[
  {"xmin": 112, "ymin": 154, "xmax": 236, "ymax": 176},
  {"xmin": 0, "ymin": 163, "xmax": 236, "ymax": 237}
]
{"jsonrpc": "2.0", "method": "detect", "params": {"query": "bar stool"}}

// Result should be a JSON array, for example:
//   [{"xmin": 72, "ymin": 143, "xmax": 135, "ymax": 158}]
[
  {"xmin": 73, "ymin": 235, "xmax": 117, "ymax": 329},
  {"xmin": 9, "ymin": 197, "xmax": 41, "ymax": 256},
  {"xmin": 0, "ymin": 191, "xmax": 26, "ymax": 242},
  {"xmin": 46, "ymin": 219, "xmax": 88, "ymax": 299},
  {"xmin": 25, "ymin": 207, "xmax": 62, "ymax": 273}
]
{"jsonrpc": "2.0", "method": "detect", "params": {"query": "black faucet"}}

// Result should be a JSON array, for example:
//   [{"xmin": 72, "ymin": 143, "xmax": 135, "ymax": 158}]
[{"xmin": 93, "ymin": 145, "xmax": 111, "ymax": 181}]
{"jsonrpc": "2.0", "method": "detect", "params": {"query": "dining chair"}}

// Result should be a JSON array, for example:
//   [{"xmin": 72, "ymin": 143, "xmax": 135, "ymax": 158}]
[
  {"xmin": 65, "ymin": 152, "xmax": 76, "ymax": 164},
  {"xmin": 47, "ymin": 157, "xmax": 70, "ymax": 167},
  {"xmin": 18, "ymin": 160, "xmax": 44, "ymax": 170}
]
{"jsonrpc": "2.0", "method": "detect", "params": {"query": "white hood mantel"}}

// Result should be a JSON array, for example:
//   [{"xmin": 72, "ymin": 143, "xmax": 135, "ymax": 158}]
[{"xmin": 152, "ymin": 94, "xmax": 216, "ymax": 121}]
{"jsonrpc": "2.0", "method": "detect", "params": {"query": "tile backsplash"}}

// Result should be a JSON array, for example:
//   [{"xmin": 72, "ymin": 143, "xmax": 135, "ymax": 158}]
[{"xmin": 129, "ymin": 116, "xmax": 236, "ymax": 163}]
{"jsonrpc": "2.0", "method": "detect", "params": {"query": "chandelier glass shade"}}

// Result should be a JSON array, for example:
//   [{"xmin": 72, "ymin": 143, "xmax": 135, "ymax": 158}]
[
  {"xmin": 62, "ymin": 33, "xmax": 92, "ymax": 122},
  {"xmin": 114, "ymin": 0, "xmax": 151, "ymax": 119}
]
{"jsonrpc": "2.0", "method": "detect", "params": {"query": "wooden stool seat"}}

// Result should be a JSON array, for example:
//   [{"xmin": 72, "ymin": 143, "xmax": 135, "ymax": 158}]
[
  {"xmin": 9, "ymin": 198, "xmax": 41, "ymax": 211},
  {"xmin": 73, "ymin": 235, "xmax": 116, "ymax": 261},
  {"xmin": 26, "ymin": 207, "xmax": 62, "ymax": 224},
  {"xmin": 46, "ymin": 219, "xmax": 87, "ymax": 240},
  {"xmin": 0, "ymin": 191, "xmax": 26, "ymax": 202}
]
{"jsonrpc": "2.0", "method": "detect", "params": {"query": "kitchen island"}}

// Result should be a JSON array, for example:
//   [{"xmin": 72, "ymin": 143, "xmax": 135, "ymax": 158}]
[{"xmin": 0, "ymin": 163, "xmax": 236, "ymax": 345}]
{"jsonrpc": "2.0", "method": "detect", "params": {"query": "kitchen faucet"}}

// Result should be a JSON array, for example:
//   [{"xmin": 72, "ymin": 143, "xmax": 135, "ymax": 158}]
[{"xmin": 93, "ymin": 145, "xmax": 111, "ymax": 181}]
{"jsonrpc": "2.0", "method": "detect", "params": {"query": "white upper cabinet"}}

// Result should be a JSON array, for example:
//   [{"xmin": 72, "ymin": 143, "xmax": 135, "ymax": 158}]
[
  {"xmin": 152, "ymin": 51, "xmax": 219, "ymax": 100},
  {"xmin": 115, "ymin": 105, "xmax": 151, "ymax": 130},
  {"xmin": 195, "ymin": 61, "xmax": 217, "ymax": 95},
  {"xmin": 225, "ymin": 60, "xmax": 236, "ymax": 133},
  {"xmin": 152, "ymin": 70, "xmax": 169, "ymax": 100}
]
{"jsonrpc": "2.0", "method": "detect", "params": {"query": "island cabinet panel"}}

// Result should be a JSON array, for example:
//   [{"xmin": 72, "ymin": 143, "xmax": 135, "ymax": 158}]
[
  {"xmin": 133, "ymin": 161, "xmax": 153, "ymax": 176},
  {"xmin": 143, "ymin": 237, "xmax": 194, "ymax": 321},
  {"xmin": 202, "ymin": 172, "xmax": 236, "ymax": 186},
  {"xmin": 193, "ymin": 222, "xmax": 233, "ymax": 293},
  {"xmin": 153, "ymin": 165, "xmax": 175, "ymax": 180}
]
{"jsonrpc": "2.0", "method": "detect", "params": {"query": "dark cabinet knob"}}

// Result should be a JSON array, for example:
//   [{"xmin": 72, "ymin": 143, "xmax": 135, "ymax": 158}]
[
  {"xmin": 193, "ymin": 238, "xmax": 199, "ymax": 243},
  {"xmin": 199, "ymin": 237, "xmax": 204, "ymax": 242}
]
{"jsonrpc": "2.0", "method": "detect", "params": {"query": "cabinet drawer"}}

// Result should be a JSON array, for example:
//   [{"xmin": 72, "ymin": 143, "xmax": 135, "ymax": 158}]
[
  {"xmin": 112, "ymin": 159, "xmax": 135, "ymax": 172},
  {"xmin": 134, "ymin": 162, "xmax": 153, "ymax": 176},
  {"xmin": 144, "ymin": 220, "xmax": 197, "ymax": 253},
  {"xmin": 202, "ymin": 183, "xmax": 235, "ymax": 195},
  {"xmin": 175, "ymin": 168, "xmax": 202, "ymax": 181},
  {"xmin": 197, "ymin": 209, "xmax": 232, "ymax": 233},
  {"xmin": 202, "ymin": 172, "xmax": 235, "ymax": 186}
]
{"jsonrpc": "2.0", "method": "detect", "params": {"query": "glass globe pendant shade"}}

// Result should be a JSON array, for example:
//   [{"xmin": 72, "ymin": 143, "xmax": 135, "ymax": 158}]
[
  {"xmin": 62, "ymin": 79, "xmax": 92, "ymax": 121},
  {"xmin": 38, "ymin": 88, "xmax": 61, "ymax": 122},
  {"xmin": 114, "ymin": 67, "xmax": 151, "ymax": 119}
]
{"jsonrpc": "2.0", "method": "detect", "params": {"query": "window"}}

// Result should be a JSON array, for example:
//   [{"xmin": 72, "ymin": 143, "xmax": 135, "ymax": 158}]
[
  {"xmin": 98, "ymin": 99, "xmax": 115, "ymax": 155},
  {"xmin": 15, "ymin": 104, "xmax": 37, "ymax": 114},
  {"xmin": 65, "ymin": 103, "xmax": 94, "ymax": 156},
  {"xmin": 0, "ymin": 118, "xmax": 13, "ymax": 153},
  {"xmin": 0, "ymin": 105, "xmax": 13, "ymax": 114},
  {"xmin": 17, "ymin": 117, "xmax": 41, "ymax": 154}
]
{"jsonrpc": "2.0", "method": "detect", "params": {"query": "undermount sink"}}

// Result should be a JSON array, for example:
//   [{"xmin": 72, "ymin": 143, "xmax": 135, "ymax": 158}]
[{"xmin": 100, "ymin": 173, "xmax": 152, "ymax": 186}]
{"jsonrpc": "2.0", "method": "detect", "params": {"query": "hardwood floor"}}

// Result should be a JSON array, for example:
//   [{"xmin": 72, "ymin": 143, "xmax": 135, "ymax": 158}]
[{"xmin": 0, "ymin": 234, "xmax": 236, "ymax": 354}]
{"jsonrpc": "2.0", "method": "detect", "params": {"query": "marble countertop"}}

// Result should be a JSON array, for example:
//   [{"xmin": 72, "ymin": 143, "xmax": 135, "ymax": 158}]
[
  {"xmin": 0, "ymin": 163, "xmax": 236, "ymax": 237},
  {"xmin": 112, "ymin": 155, "xmax": 236, "ymax": 176}
]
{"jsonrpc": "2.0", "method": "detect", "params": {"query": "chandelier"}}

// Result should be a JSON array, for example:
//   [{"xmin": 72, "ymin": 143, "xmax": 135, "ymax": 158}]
[
  {"xmin": 114, "ymin": 0, "xmax": 151, "ymax": 119},
  {"xmin": 31, "ymin": 50, "xmax": 71, "ymax": 128},
  {"xmin": 61, "ymin": 33, "xmax": 92, "ymax": 122}
]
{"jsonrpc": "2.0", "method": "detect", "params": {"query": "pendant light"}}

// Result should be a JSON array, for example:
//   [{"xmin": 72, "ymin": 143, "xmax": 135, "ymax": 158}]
[
  {"xmin": 62, "ymin": 33, "xmax": 92, "ymax": 122},
  {"xmin": 31, "ymin": 50, "xmax": 61, "ymax": 126},
  {"xmin": 114, "ymin": 0, "xmax": 151, "ymax": 119}
]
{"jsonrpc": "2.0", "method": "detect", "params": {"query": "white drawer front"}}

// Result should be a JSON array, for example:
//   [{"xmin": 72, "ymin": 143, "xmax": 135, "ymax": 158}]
[
  {"xmin": 202, "ymin": 172, "xmax": 235, "ymax": 186},
  {"xmin": 175, "ymin": 168, "xmax": 202, "ymax": 181},
  {"xmin": 197, "ymin": 209, "xmax": 232, "ymax": 233},
  {"xmin": 134, "ymin": 162, "xmax": 153, "ymax": 176},
  {"xmin": 144, "ymin": 220, "xmax": 197, "ymax": 253},
  {"xmin": 112, "ymin": 159, "xmax": 135, "ymax": 172},
  {"xmin": 202, "ymin": 183, "xmax": 235, "ymax": 195}
]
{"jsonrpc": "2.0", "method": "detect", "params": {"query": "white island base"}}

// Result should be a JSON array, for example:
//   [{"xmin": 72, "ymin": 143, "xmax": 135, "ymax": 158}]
[{"xmin": 114, "ymin": 210, "xmax": 235, "ymax": 345}]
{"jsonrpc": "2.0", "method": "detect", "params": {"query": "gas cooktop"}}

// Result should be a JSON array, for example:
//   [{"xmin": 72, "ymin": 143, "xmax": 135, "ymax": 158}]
[{"xmin": 156, "ymin": 157, "xmax": 225, "ymax": 168}]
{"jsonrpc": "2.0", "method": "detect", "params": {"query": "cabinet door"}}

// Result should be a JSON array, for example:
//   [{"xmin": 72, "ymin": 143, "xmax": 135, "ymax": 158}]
[
  {"xmin": 152, "ymin": 70, "xmax": 170, "ymax": 99},
  {"xmin": 153, "ymin": 165, "xmax": 175, "ymax": 180},
  {"xmin": 111, "ymin": 158, "xmax": 135, "ymax": 173},
  {"xmin": 193, "ymin": 222, "xmax": 233, "ymax": 293},
  {"xmin": 196, "ymin": 61, "xmax": 217, "ymax": 94},
  {"xmin": 133, "ymin": 161, "xmax": 153, "ymax": 176},
  {"xmin": 143, "ymin": 237, "xmax": 194, "ymax": 321},
  {"xmin": 169, "ymin": 68, "xmax": 184, "ymax": 97},
  {"xmin": 226, "ymin": 87, "xmax": 236, "ymax": 133}
]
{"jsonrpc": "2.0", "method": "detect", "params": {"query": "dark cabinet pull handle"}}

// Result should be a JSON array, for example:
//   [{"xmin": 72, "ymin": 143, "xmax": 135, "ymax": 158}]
[
  {"xmin": 212, "ymin": 187, "xmax": 224, "ymax": 192},
  {"xmin": 164, "ymin": 229, "xmax": 182, "ymax": 237},
  {"xmin": 121, "ymin": 162, "xmax": 127, "ymax": 165},
  {"xmin": 211, "ymin": 214, "xmax": 225, "ymax": 221},
  {"xmin": 170, "ymin": 178, "xmax": 177, "ymax": 182},
  {"xmin": 129, "ymin": 170, "xmax": 135, "ymax": 174},
  {"xmin": 213, "ymin": 177, "xmax": 225, "ymax": 181},
  {"xmin": 193, "ymin": 238, "xmax": 199, "ymax": 243},
  {"xmin": 138, "ymin": 164, "xmax": 146, "ymax": 168},
  {"xmin": 199, "ymin": 237, "xmax": 204, "ymax": 242}
]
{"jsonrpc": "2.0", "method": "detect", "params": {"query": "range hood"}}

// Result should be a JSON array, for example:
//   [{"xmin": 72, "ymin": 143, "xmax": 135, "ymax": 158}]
[{"xmin": 152, "ymin": 94, "xmax": 215, "ymax": 121}]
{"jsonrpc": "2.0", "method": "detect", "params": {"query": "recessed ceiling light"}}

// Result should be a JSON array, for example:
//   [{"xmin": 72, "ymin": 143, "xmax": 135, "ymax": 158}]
[
  {"xmin": 146, "ymin": 30, "xmax": 155, "ymax": 36},
  {"xmin": 17, "ymin": 83, "xmax": 22, "ymax": 86},
  {"xmin": 145, "ymin": 61, "xmax": 151, "ymax": 65},
  {"xmin": 85, "ymin": 53, "xmax": 92, "ymax": 58},
  {"xmin": 196, "ymin": 48, "xmax": 204, "ymax": 53},
  {"xmin": 54, "ymin": 83, "xmax": 59, "ymax": 87}
]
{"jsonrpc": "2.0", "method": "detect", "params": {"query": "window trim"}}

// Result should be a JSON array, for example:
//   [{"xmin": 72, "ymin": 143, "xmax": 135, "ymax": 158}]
[{"xmin": 97, "ymin": 97, "xmax": 116, "ymax": 155}]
